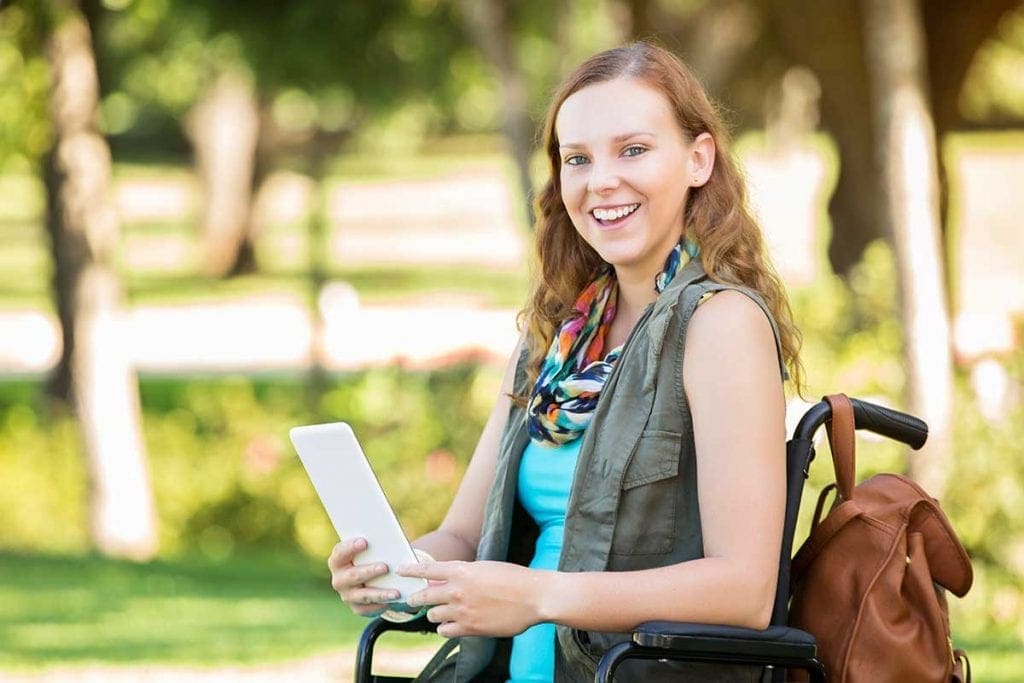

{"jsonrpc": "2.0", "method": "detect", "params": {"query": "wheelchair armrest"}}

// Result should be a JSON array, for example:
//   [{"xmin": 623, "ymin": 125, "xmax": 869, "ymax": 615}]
[
  {"xmin": 364, "ymin": 612, "xmax": 438, "ymax": 636},
  {"xmin": 633, "ymin": 621, "xmax": 817, "ymax": 660},
  {"xmin": 356, "ymin": 614, "xmax": 439, "ymax": 683},
  {"xmin": 595, "ymin": 622, "xmax": 824, "ymax": 683}
]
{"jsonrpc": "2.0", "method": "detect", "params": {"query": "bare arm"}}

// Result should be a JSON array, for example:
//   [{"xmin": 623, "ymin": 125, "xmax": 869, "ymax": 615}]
[
  {"xmin": 411, "ymin": 339, "xmax": 523, "ymax": 562},
  {"xmin": 400, "ymin": 292, "xmax": 786, "ymax": 636}
]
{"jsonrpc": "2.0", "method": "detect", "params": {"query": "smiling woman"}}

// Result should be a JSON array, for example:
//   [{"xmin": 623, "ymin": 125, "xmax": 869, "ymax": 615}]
[
  {"xmin": 328, "ymin": 41, "xmax": 804, "ymax": 682},
  {"xmin": 554, "ymin": 78, "xmax": 713, "ymax": 344}
]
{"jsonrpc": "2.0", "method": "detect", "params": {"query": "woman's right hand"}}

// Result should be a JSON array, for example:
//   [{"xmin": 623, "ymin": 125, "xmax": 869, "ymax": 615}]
[{"xmin": 328, "ymin": 537, "xmax": 400, "ymax": 616}]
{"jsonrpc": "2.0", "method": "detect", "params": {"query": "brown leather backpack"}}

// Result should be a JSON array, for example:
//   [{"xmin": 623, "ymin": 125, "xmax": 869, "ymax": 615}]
[{"xmin": 789, "ymin": 394, "xmax": 974, "ymax": 682}]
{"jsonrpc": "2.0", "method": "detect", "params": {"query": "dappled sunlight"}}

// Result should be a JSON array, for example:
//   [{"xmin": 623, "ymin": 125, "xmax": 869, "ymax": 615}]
[
  {"xmin": 0, "ymin": 296, "xmax": 518, "ymax": 373},
  {"xmin": 128, "ymin": 297, "xmax": 313, "ymax": 372},
  {"xmin": 329, "ymin": 172, "xmax": 525, "ymax": 268},
  {"xmin": 114, "ymin": 176, "xmax": 197, "ymax": 222},
  {"xmin": 321, "ymin": 301, "xmax": 518, "ymax": 369},
  {"xmin": 955, "ymin": 311, "xmax": 1017, "ymax": 360},
  {"xmin": 0, "ymin": 311, "xmax": 58, "ymax": 369},
  {"xmin": 971, "ymin": 358, "xmax": 1015, "ymax": 422},
  {"xmin": 743, "ymin": 141, "xmax": 829, "ymax": 286}
]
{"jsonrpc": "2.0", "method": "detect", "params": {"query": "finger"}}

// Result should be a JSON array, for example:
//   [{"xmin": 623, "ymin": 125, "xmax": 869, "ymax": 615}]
[
  {"xmin": 345, "ymin": 587, "xmax": 401, "ymax": 607},
  {"xmin": 407, "ymin": 582, "xmax": 462, "ymax": 610},
  {"xmin": 328, "ymin": 537, "xmax": 367, "ymax": 570},
  {"xmin": 425, "ymin": 604, "xmax": 457, "ymax": 624},
  {"xmin": 396, "ymin": 560, "xmax": 459, "ymax": 580},
  {"xmin": 437, "ymin": 621, "xmax": 465, "ymax": 639},
  {"xmin": 331, "ymin": 561, "xmax": 390, "ymax": 593}
]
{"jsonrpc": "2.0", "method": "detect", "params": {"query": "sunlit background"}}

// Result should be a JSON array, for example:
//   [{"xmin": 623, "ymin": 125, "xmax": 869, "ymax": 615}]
[{"xmin": 1, "ymin": 0, "xmax": 1022, "ymax": 680}]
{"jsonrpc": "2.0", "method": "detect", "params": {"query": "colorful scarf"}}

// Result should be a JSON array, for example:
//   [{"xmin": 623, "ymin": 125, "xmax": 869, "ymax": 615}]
[{"xmin": 527, "ymin": 239, "xmax": 699, "ymax": 446}]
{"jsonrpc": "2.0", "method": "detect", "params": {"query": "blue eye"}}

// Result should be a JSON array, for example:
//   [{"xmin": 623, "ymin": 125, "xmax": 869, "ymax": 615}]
[
  {"xmin": 623, "ymin": 145, "xmax": 647, "ymax": 157},
  {"xmin": 564, "ymin": 155, "xmax": 588, "ymax": 166}
]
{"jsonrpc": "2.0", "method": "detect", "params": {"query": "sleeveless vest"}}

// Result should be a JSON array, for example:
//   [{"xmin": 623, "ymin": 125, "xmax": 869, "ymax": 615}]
[{"xmin": 424, "ymin": 258, "xmax": 788, "ymax": 682}]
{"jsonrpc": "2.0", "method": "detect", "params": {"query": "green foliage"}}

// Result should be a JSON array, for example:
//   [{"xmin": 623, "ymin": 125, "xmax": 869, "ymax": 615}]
[
  {"xmin": 0, "ymin": 402, "xmax": 89, "ymax": 553},
  {"xmin": 0, "ymin": 363, "xmax": 500, "ymax": 562},
  {"xmin": 960, "ymin": 5, "xmax": 1024, "ymax": 123},
  {"xmin": 0, "ymin": 4, "xmax": 51, "ymax": 172}
]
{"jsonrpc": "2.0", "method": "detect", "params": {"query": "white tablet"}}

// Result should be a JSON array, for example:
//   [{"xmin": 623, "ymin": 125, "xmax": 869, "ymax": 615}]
[{"xmin": 289, "ymin": 422, "xmax": 428, "ymax": 607}]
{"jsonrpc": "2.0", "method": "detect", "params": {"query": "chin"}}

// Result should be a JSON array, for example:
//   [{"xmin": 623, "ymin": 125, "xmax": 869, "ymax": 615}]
[{"xmin": 595, "ymin": 251, "xmax": 644, "ymax": 274}]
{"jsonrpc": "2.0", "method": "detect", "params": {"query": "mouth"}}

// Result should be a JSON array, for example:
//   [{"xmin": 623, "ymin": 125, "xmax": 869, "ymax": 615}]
[{"xmin": 589, "ymin": 202, "xmax": 640, "ymax": 229}]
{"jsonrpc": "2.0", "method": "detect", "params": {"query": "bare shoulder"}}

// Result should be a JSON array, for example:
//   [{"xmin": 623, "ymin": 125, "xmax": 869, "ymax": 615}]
[
  {"xmin": 683, "ymin": 288, "xmax": 780, "ymax": 392},
  {"xmin": 687, "ymin": 289, "xmax": 774, "ymax": 346}
]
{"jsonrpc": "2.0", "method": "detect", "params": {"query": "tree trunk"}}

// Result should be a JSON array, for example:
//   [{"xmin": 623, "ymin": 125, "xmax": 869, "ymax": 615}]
[
  {"xmin": 456, "ymin": 0, "xmax": 535, "ymax": 229},
  {"xmin": 187, "ymin": 69, "xmax": 261, "ymax": 277},
  {"xmin": 862, "ymin": 0, "xmax": 954, "ymax": 498},
  {"xmin": 43, "ymin": 0, "xmax": 157, "ymax": 560}
]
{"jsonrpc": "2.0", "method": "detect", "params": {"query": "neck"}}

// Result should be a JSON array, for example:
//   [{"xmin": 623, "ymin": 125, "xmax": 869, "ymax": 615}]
[{"xmin": 614, "ymin": 267, "xmax": 660, "ymax": 325}]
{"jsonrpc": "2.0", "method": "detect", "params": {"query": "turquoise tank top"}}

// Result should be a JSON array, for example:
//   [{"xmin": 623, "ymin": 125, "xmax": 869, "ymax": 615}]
[{"xmin": 508, "ymin": 437, "xmax": 582, "ymax": 682}]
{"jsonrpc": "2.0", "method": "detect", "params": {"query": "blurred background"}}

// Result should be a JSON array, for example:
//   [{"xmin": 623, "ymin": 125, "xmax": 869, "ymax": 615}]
[{"xmin": 1, "ymin": 0, "xmax": 1022, "ymax": 680}]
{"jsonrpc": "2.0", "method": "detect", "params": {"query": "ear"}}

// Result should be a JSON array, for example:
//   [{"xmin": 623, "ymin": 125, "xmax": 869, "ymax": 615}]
[{"xmin": 689, "ymin": 132, "xmax": 716, "ymax": 187}]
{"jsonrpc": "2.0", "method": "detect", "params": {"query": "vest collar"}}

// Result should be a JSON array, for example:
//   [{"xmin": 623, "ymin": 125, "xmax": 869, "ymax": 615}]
[{"xmin": 652, "ymin": 256, "xmax": 707, "ymax": 315}]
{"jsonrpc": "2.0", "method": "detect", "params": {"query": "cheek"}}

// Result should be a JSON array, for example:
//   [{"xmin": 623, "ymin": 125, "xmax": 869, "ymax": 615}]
[
  {"xmin": 646, "ymin": 173, "xmax": 689, "ymax": 218},
  {"xmin": 559, "ymin": 171, "xmax": 586, "ymax": 208}
]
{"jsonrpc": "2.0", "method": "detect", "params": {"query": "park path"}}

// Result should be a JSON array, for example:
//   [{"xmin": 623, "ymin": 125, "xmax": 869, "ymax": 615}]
[
  {"xmin": 0, "ymin": 646, "xmax": 438, "ymax": 682},
  {"xmin": 0, "ymin": 298, "xmax": 520, "ymax": 375}
]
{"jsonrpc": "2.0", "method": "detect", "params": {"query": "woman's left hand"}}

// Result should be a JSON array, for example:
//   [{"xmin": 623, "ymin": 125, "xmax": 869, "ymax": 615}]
[{"xmin": 396, "ymin": 560, "xmax": 548, "ymax": 638}]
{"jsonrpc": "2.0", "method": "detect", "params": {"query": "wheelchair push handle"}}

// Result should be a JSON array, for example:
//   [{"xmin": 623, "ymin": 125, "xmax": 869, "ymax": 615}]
[{"xmin": 793, "ymin": 396, "xmax": 928, "ymax": 449}]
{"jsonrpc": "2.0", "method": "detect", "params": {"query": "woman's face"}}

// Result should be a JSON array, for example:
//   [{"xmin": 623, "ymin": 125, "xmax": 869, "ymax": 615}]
[{"xmin": 555, "ymin": 77, "xmax": 711, "ymax": 284}]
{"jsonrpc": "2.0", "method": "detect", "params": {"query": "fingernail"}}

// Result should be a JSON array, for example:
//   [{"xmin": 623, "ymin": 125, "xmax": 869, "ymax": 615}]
[
  {"xmin": 388, "ymin": 591, "xmax": 401, "ymax": 600},
  {"xmin": 377, "ymin": 564, "xmax": 388, "ymax": 573},
  {"xmin": 355, "ymin": 538, "xmax": 367, "ymax": 549}
]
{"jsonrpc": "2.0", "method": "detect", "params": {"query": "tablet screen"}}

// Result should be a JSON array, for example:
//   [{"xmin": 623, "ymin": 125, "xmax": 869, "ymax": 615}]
[{"xmin": 290, "ymin": 422, "xmax": 429, "ymax": 603}]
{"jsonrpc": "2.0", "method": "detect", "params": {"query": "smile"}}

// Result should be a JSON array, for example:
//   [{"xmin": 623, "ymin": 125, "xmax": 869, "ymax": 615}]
[{"xmin": 591, "ymin": 203, "xmax": 640, "ymax": 223}]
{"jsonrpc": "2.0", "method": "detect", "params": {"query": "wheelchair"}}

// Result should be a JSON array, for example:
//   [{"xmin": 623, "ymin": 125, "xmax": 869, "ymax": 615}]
[{"xmin": 355, "ymin": 397, "xmax": 928, "ymax": 682}]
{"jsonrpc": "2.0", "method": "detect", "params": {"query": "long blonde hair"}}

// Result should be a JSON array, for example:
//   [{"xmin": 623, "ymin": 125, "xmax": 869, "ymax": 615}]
[{"xmin": 519, "ymin": 41, "xmax": 804, "ymax": 396}]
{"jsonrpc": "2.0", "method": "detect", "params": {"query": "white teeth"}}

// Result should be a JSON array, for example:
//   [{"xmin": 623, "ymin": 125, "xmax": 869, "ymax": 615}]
[{"xmin": 593, "ymin": 203, "xmax": 639, "ymax": 221}]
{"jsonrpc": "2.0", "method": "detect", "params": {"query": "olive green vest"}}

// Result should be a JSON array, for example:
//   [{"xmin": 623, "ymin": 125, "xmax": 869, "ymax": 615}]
[{"xmin": 424, "ymin": 258, "xmax": 787, "ymax": 682}]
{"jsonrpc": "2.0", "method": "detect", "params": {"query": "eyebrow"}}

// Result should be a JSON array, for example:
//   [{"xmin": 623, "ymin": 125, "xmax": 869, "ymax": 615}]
[{"xmin": 559, "ymin": 131, "xmax": 655, "ymax": 149}]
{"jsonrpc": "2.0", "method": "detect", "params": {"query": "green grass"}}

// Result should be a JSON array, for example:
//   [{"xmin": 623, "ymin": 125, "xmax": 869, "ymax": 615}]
[
  {"xmin": 0, "ymin": 551, "xmax": 444, "ymax": 670},
  {"xmin": 1, "ymin": 552, "xmax": 1020, "ymax": 677},
  {"xmin": 952, "ymin": 631, "xmax": 1024, "ymax": 682}
]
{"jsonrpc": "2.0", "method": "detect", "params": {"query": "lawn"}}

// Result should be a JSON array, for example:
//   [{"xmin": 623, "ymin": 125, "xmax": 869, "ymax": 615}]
[
  {"xmin": 1, "ymin": 552, "xmax": 1020, "ymax": 679},
  {"xmin": 0, "ymin": 551, "xmax": 445, "ymax": 671}
]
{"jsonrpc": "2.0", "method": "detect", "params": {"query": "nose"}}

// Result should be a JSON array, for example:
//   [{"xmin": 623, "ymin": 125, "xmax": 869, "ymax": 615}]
[{"xmin": 587, "ymin": 159, "xmax": 620, "ymax": 195}]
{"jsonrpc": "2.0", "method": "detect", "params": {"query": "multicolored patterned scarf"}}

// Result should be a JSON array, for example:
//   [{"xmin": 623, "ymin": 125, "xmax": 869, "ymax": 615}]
[{"xmin": 528, "ymin": 239, "xmax": 699, "ymax": 446}]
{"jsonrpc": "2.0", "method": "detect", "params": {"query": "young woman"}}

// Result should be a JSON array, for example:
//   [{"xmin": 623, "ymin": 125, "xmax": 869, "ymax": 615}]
[{"xmin": 328, "ymin": 42, "xmax": 802, "ymax": 682}]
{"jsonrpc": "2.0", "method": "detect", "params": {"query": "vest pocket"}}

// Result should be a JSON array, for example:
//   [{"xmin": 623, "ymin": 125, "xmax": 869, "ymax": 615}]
[{"xmin": 612, "ymin": 430, "xmax": 681, "ymax": 555}]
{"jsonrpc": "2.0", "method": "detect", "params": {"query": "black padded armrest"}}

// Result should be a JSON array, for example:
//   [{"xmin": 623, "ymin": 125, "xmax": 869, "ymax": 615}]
[{"xmin": 633, "ymin": 622, "xmax": 817, "ymax": 660}]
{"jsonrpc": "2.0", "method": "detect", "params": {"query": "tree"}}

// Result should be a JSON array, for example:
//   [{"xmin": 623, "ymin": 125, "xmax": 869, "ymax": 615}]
[
  {"xmin": 628, "ymin": 0, "xmax": 1021, "ymax": 276},
  {"xmin": 456, "ymin": 0, "xmax": 536, "ymax": 228},
  {"xmin": 186, "ymin": 68, "xmax": 262, "ymax": 276},
  {"xmin": 42, "ymin": 0, "xmax": 157, "ymax": 559},
  {"xmin": 861, "ymin": 0, "xmax": 953, "ymax": 497}
]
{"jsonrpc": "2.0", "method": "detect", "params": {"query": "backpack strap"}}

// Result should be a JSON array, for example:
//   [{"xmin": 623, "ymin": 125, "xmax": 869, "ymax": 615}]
[
  {"xmin": 791, "ymin": 495, "xmax": 863, "ymax": 578},
  {"xmin": 824, "ymin": 394, "xmax": 857, "ymax": 501}
]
